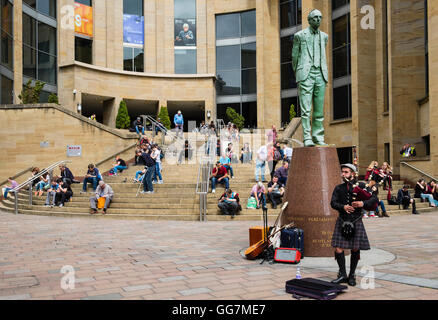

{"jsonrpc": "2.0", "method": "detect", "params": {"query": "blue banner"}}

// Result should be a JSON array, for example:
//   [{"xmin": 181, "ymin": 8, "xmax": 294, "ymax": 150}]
[{"xmin": 123, "ymin": 14, "xmax": 144, "ymax": 45}]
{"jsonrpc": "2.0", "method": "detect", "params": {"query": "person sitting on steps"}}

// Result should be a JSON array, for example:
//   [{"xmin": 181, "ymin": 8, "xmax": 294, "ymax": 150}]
[
  {"xmin": 267, "ymin": 175, "xmax": 284, "ymax": 209},
  {"xmin": 397, "ymin": 184, "xmax": 420, "ymax": 215},
  {"xmin": 90, "ymin": 180, "xmax": 114, "ymax": 214},
  {"xmin": 250, "ymin": 181, "xmax": 267, "ymax": 209},
  {"xmin": 210, "ymin": 161, "xmax": 230, "ymax": 194},
  {"xmin": 218, "ymin": 189, "xmax": 241, "ymax": 218}
]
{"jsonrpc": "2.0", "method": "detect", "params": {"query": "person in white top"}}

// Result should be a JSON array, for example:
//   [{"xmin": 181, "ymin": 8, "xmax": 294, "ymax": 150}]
[
  {"xmin": 152, "ymin": 145, "xmax": 163, "ymax": 184},
  {"xmin": 255, "ymin": 144, "xmax": 269, "ymax": 182},
  {"xmin": 283, "ymin": 144, "xmax": 293, "ymax": 162}
]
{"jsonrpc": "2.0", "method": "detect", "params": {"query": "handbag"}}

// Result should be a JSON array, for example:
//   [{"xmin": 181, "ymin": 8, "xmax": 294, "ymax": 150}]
[
  {"xmin": 246, "ymin": 196, "xmax": 258, "ymax": 209},
  {"xmin": 340, "ymin": 216, "xmax": 362, "ymax": 240},
  {"xmin": 97, "ymin": 197, "xmax": 106, "ymax": 209}
]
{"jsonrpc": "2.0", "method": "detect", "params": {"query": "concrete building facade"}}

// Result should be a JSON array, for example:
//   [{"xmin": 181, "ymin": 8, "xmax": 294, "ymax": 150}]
[{"xmin": 1, "ymin": 0, "xmax": 436, "ymax": 178}]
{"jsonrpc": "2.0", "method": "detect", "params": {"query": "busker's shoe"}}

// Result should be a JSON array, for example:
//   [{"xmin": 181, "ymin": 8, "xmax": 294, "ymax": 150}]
[
  {"xmin": 382, "ymin": 211, "xmax": 390, "ymax": 217},
  {"xmin": 348, "ymin": 274, "xmax": 357, "ymax": 286},
  {"xmin": 348, "ymin": 250, "xmax": 360, "ymax": 287},
  {"xmin": 412, "ymin": 201, "xmax": 420, "ymax": 214},
  {"xmin": 331, "ymin": 251, "xmax": 348, "ymax": 284}
]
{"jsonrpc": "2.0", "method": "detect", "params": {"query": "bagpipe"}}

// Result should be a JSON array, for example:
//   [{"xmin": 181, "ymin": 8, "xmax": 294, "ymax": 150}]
[{"xmin": 344, "ymin": 177, "xmax": 378, "ymax": 211}]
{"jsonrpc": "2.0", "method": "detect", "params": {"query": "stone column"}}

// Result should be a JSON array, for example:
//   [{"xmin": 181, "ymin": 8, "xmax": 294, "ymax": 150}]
[
  {"xmin": 145, "ymin": 0, "xmax": 157, "ymax": 73},
  {"xmin": 93, "ymin": 0, "xmax": 107, "ymax": 67},
  {"xmin": 13, "ymin": 0, "xmax": 23, "ymax": 104},
  {"xmin": 196, "ymin": 0, "xmax": 207, "ymax": 74}
]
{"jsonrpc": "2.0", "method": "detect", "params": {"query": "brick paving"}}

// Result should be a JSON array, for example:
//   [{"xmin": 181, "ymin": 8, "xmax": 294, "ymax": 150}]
[{"xmin": 0, "ymin": 210, "xmax": 437, "ymax": 300}]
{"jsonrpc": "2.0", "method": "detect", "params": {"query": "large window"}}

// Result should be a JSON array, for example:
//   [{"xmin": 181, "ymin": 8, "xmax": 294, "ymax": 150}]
[
  {"xmin": 1, "ymin": 74, "xmax": 13, "ymax": 104},
  {"xmin": 174, "ymin": 0, "xmax": 196, "ymax": 74},
  {"xmin": 23, "ymin": 13, "xmax": 57, "ymax": 85},
  {"xmin": 23, "ymin": 0, "xmax": 56, "ymax": 19},
  {"xmin": 123, "ymin": 0, "xmax": 144, "ymax": 72},
  {"xmin": 280, "ymin": 0, "xmax": 302, "ymax": 29},
  {"xmin": 1, "ymin": 0, "xmax": 13, "ymax": 71},
  {"xmin": 332, "ymin": 3, "xmax": 351, "ymax": 120},
  {"xmin": 75, "ymin": 37, "xmax": 92, "ymax": 64}
]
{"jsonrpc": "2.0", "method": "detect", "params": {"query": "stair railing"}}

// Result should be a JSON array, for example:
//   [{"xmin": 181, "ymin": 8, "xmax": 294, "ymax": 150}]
[
  {"xmin": 10, "ymin": 160, "xmax": 72, "ymax": 215},
  {"xmin": 400, "ymin": 162, "xmax": 438, "ymax": 182}
]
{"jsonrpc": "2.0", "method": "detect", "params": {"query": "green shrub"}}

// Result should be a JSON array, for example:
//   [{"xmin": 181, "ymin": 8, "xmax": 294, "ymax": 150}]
[
  {"xmin": 116, "ymin": 100, "xmax": 131, "ymax": 129},
  {"xmin": 48, "ymin": 93, "xmax": 59, "ymax": 104},
  {"xmin": 158, "ymin": 106, "xmax": 171, "ymax": 130},
  {"xmin": 226, "ymin": 107, "xmax": 245, "ymax": 130},
  {"xmin": 18, "ymin": 79, "xmax": 45, "ymax": 104},
  {"xmin": 289, "ymin": 103, "xmax": 297, "ymax": 121}
]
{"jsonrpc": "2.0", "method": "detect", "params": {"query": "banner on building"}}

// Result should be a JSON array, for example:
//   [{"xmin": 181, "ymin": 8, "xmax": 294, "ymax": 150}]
[
  {"xmin": 74, "ymin": 2, "xmax": 93, "ymax": 37},
  {"xmin": 174, "ymin": 18, "xmax": 196, "ymax": 47},
  {"xmin": 123, "ymin": 14, "xmax": 144, "ymax": 45}
]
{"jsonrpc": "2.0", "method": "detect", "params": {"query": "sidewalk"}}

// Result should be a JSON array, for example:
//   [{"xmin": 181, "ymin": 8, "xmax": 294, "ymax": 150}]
[{"xmin": 0, "ymin": 210, "xmax": 437, "ymax": 300}]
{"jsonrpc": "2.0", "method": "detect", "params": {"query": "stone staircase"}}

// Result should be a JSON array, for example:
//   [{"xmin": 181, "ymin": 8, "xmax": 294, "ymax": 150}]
[{"xmin": 1, "ymin": 156, "xmax": 437, "ymax": 220}]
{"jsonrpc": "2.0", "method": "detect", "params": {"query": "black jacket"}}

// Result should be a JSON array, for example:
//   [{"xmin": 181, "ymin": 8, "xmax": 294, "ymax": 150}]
[
  {"xmin": 397, "ymin": 189, "xmax": 411, "ymax": 204},
  {"xmin": 331, "ymin": 182, "xmax": 378, "ymax": 221},
  {"xmin": 61, "ymin": 167, "xmax": 75, "ymax": 181}
]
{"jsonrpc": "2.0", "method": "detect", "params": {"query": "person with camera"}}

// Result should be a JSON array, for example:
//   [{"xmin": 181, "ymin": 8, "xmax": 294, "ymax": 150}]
[
  {"xmin": 330, "ymin": 164, "xmax": 378, "ymax": 286},
  {"xmin": 267, "ymin": 175, "xmax": 284, "ymax": 209}
]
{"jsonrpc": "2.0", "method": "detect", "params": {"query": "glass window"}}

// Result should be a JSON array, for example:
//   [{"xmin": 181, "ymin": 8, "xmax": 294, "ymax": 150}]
[
  {"xmin": 133, "ymin": 48, "xmax": 144, "ymax": 72},
  {"xmin": 37, "ymin": 0, "xmax": 56, "ymax": 18},
  {"xmin": 332, "ymin": 0, "xmax": 349, "ymax": 11},
  {"xmin": 123, "ymin": 46, "xmax": 133, "ymax": 71},
  {"xmin": 216, "ymin": 70, "xmax": 240, "ymax": 96},
  {"xmin": 333, "ymin": 15, "xmax": 348, "ymax": 50},
  {"xmin": 38, "ymin": 22, "xmax": 57, "ymax": 55},
  {"xmin": 1, "ymin": 75, "xmax": 13, "ymax": 104},
  {"xmin": 75, "ymin": 37, "xmax": 92, "ymax": 64},
  {"xmin": 75, "ymin": 0, "xmax": 92, "ymax": 6},
  {"xmin": 333, "ymin": 84, "xmax": 351, "ymax": 120},
  {"xmin": 1, "ymin": 0, "xmax": 12, "ymax": 35},
  {"xmin": 280, "ymin": 0, "xmax": 302, "ymax": 29},
  {"xmin": 281, "ymin": 96, "xmax": 300, "ymax": 126},
  {"xmin": 281, "ymin": 35, "xmax": 293, "ymax": 64},
  {"xmin": 241, "ymin": 69, "xmax": 257, "ymax": 94},
  {"xmin": 216, "ymin": 13, "xmax": 240, "ymax": 39},
  {"xmin": 123, "ymin": 0, "xmax": 143, "ymax": 15},
  {"xmin": 241, "ymin": 42, "xmax": 256, "ymax": 69},
  {"xmin": 1, "ymin": 31, "xmax": 12, "ymax": 70},
  {"xmin": 174, "ymin": 0, "xmax": 196, "ymax": 19},
  {"xmin": 242, "ymin": 101, "xmax": 257, "ymax": 128},
  {"xmin": 23, "ymin": 46, "xmax": 37, "ymax": 79},
  {"xmin": 281, "ymin": 63, "xmax": 296, "ymax": 90},
  {"xmin": 217, "ymin": 103, "xmax": 240, "ymax": 124},
  {"xmin": 39, "ymin": 90, "xmax": 50, "ymax": 103},
  {"xmin": 241, "ymin": 10, "xmax": 256, "ymax": 37},
  {"xmin": 216, "ymin": 45, "xmax": 240, "ymax": 71},
  {"xmin": 332, "ymin": 46, "xmax": 349, "ymax": 79},
  {"xmin": 23, "ymin": 0, "xmax": 36, "ymax": 9},
  {"xmin": 175, "ymin": 49, "xmax": 196, "ymax": 74},
  {"xmin": 38, "ymin": 52, "xmax": 57, "ymax": 84},
  {"xmin": 124, "ymin": 46, "xmax": 144, "ymax": 72},
  {"xmin": 23, "ymin": 14, "xmax": 37, "ymax": 48}
]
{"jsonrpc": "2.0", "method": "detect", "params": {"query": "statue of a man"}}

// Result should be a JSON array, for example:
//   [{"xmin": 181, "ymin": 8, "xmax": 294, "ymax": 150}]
[{"xmin": 292, "ymin": 9, "xmax": 329, "ymax": 147}]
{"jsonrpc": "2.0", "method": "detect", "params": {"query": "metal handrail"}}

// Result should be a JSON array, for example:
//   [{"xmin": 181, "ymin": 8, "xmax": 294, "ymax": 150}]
[
  {"xmin": 11, "ymin": 160, "xmax": 72, "ymax": 215},
  {"xmin": 141, "ymin": 115, "xmax": 184, "ymax": 144},
  {"xmin": 196, "ymin": 149, "xmax": 215, "ymax": 221},
  {"xmin": 400, "ymin": 161, "xmax": 438, "ymax": 182}
]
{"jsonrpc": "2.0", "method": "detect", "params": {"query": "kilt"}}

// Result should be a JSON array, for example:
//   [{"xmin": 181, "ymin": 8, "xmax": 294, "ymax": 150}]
[{"xmin": 331, "ymin": 217, "xmax": 370, "ymax": 250}]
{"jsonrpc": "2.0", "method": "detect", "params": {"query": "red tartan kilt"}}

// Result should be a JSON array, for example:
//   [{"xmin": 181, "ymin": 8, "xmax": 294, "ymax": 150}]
[{"xmin": 331, "ymin": 217, "xmax": 370, "ymax": 250}]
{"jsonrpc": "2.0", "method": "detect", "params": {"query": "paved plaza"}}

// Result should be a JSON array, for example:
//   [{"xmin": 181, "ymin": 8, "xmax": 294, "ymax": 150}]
[{"xmin": 0, "ymin": 210, "xmax": 437, "ymax": 300}]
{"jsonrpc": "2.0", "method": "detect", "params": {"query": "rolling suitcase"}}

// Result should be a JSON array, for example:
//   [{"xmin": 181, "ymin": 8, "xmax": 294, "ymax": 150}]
[
  {"xmin": 280, "ymin": 227, "xmax": 304, "ymax": 257},
  {"xmin": 285, "ymin": 278, "xmax": 347, "ymax": 300}
]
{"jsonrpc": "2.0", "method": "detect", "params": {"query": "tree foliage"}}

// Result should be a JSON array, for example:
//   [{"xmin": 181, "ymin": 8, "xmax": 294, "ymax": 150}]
[
  {"xmin": 116, "ymin": 100, "xmax": 131, "ymax": 129},
  {"xmin": 19, "ymin": 79, "xmax": 45, "ymax": 104},
  {"xmin": 289, "ymin": 103, "xmax": 297, "ymax": 121},
  {"xmin": 226, "ymin": 107, "xmax": 245, "ymax": 130},
  {"xmin": 158, "ymin": 106, "xmax": 171, "ymax": 130}
]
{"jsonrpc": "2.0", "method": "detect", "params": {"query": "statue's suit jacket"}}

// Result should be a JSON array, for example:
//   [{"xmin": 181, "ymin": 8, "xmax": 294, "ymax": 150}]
[{"xmin": 292, "ymin": 27, "xmax": 329, "ymax": 83}]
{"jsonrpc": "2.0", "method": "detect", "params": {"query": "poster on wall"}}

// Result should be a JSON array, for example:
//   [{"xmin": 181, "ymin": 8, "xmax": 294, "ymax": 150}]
[
  {"xmin": 174, "ymin": 18, "xmax": 196, "ymax": 47},
  {"xmin": 123, "ymin": 14, "xmax": 144, "ymax": 45},
  {"xmin": 74, "ymin": 2, "xmax": 93, "ymax": 37}
]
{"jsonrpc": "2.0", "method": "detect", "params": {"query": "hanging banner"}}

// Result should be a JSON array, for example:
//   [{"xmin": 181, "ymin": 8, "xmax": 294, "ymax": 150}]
[
  {"xmin": 74, "ymin": 2, "xmax": 93, "ymax": 37},
  {"xmin": 123, "ymin": 14, "xmax": 144, "ymax": 45}
]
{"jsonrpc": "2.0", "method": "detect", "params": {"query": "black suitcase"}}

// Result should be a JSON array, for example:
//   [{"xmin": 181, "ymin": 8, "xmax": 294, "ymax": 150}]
[
  {"xmin": 280, "ymin": 228, "xmax": 304, "ymax": 257},
  {"xmin": 285, "ymin": 278, "xmax": 348, "ymax": 300}
]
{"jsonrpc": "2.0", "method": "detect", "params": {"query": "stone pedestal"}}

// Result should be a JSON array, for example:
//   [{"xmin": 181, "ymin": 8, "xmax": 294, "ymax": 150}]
[{"xmin": 281, "ymin": 147, "xmax": 341, "ymax": 257}]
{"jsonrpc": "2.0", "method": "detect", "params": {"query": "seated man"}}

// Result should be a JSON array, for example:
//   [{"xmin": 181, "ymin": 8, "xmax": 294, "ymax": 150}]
[
  {"xmin": 110, "ymin": 156, "xmax": 127, "ymax": 176},
  {"xmin": 55, "ymin": 180, "xmax": 73, "ymax": 208},
  {"xmin": 90, "ymin": 181, "xmax": 114, "ymax": 214},
  {"xmin": 267, "ymin": 175, "xmax": 285, "ymax": 209},
  {"xmin": 397, "ymin": 185, "xmax": 419, "ymax": 215},
  {"xmin": 59, "ymin": 164, "xmax": 78, "ymax": 185},
  {"xmin": 210, "ymin": 161, "xmax": 229, "ymax": 194},
  {"xmin": 274, "ymin": 161, "xmax": 289, "ymax": 186},
  {"xmin": 218, "ymin": 189, "xmax": 240, "ymax": 218},
  {"xmin": 82, "ymin": 164, "xmax": 102, "ymax": 193},
  {"xmin": 44, "ymin": 179, "xmax": 60, "ymax": 207},
  {"xmin": 134, "ymin": 117, "xmax": 145, "ymax": 136},
  {"xmin": 219, "ymin": 153, "xmax": 234, "ymax": 179},
  {"xmin": 251, "ymin": 181, "xmax": 267, "ymax": 209}
]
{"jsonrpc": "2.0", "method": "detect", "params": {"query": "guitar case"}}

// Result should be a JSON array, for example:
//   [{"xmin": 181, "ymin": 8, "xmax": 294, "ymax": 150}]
[{"xmin": 285, "ymin": 278, "xmax": 347, "ymax": 300}]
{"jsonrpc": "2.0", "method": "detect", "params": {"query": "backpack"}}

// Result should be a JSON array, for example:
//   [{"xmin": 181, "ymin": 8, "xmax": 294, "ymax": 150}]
[
  {"xmin": 274, "ymin": 149, "xmax": 282, "ymax": 161},
  {"xmin": 246, "ymin": 196, "xmax": 258, "ymax": 209}
]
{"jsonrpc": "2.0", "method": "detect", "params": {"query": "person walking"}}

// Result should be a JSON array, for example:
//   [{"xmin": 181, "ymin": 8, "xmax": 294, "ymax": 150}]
[{"xmin": 174, "ymin": 110, "xmax": 184, "ymax": 138}]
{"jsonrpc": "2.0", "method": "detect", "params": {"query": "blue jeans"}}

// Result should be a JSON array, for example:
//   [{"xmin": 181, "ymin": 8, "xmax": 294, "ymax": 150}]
[
  {"xmin": 136, "ymin": 126, "xmax": 145, "ymax": 135},
  {"xmin": 143, "ymin": 165, "xmax": 156, "ymax": 192},
  {"xmin": 251, "ymin": 192, "xmax": 266, "ymax": 208},
  {"xmin": 3, "ymin": 187, "xmax": 12, "ymax": 199},
  {"xmin": 223, "ymin": 165, "xmax": 234, "ymax": 178},
  {"xmin": 211, "ymin": 177, "xmax": 229, "ymax": 191},
  {"xmin": 375, "ymin": 200, "xmax": 386, "ymax": 213},
  {"xmin": 153, "ymin": 162, "xmax": 163, "ymax": 182},
  {"xmin": 278, "ymin": 177, "xmax": 287, "ymax": 185},
  {"xmin": 83, "ymin": 177, "xmax": 98, "ymax": 191},
  {"xmin": 255, "ymin": 160, "xmax": 266, "ymax": 181},
  {"xmin": 35, "ymin": 181, "xmax": 48, "ymax": 191},
  {"xmin": 135, "ymin": 170, "xmax": 145, "ymax": 181},
  {"xmin": 421, "ymin": 193, "xmax": 438, "ymax": 206},
  {"xmin": 113, "ymin": 165, "xmax": 127, "ymax": 174}
]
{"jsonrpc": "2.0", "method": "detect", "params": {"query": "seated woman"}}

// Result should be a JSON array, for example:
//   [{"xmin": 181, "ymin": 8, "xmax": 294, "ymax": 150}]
[
  {"xmin": 379, "ymin": 162, "xmax": 393, "ymax": 190},
  {"xmin": 35, "ymin": 172, "xmax": 50, "ymax": 197},
  {"xmin": 365, "ymin": 161, "xmax": 381, "ymax": 183},
  {"xmin": 414, "ymin": 178, "xmax": 438, "ymax": 207}
]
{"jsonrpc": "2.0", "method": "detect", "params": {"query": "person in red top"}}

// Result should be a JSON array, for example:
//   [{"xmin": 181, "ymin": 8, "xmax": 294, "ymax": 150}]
[{"xmin": 210, "ymin": 161, "xmax": 229, "ymax": 193}]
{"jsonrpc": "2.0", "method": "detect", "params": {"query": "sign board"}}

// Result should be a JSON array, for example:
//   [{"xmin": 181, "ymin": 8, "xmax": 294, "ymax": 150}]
[
  {"xmin": 67, "ymin": 145, "xmax": 82, "ymax": 157},
  {"xmin": 123, "ymin": 14, "xmax": 144, "ymax": 45},
  {"xmin": 40, "ymin": 141, "xmax": 50, "ymax": 148},
  {"xmin": 74, "ymin": 2, "xmax": 93, "ymax": 37}
]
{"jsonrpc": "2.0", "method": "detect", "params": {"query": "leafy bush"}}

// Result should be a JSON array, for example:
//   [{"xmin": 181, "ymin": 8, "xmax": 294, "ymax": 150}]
[
  {"xmin": 48, "ymin": 93, "xmax": 59, "ymax": 104},
  {"xmin": 158, "ymin": 106, "xmax": 171, "ymax": 130},
  {"xmin": 116, "ymin": 100, "xmax": 131, "ymax": 129},
  {"xmin": 289, "ymin": 103, "xmax": 297, "ymax": 121},
  {"xmin": 19, "ymin": 79, "xmax": 45, "ymax": 104},
  {"xmin": 226, "ymin": 107, "xmax": 245, "ymax": 130}
]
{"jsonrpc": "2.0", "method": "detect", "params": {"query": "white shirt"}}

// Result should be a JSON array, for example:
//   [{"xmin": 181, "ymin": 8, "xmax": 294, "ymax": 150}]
[
  {"xmin": 257, "ymin": 146, "xmax": 268, "ymax": 161},
  {"xmin": 284, "ymin": 147, "xmax": 293, "ymax": 158},
  {"xmin": 153, "ymin": 149, "xmax": 161, "ymax": 163}
]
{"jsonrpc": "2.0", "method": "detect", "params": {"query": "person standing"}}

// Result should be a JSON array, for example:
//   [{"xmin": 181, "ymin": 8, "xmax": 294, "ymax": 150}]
[
  {"xmin": 90, "ymin": 181, "xmax": 114, "ymax": 214},
  {"xmin": 267, "ymin": 125, "xmax": 278, "ymax": 145},
  {"xmin": 174, "ymin": 110, "xmax": 184, "ymax": 138},
  {"xmin": 330, "ymin": 164, "xmax": 377, "ymax": 286},
  {"xmin": 152, "ymin": 145, "xmax": 163, "ymax": 184},
  {"xmin": 140, "ymin": 148, "xmax": 156, "ymax": 194},
  {"xmin": 255, "ymin": 144, "xmax": 269, "ymax": 182}
]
